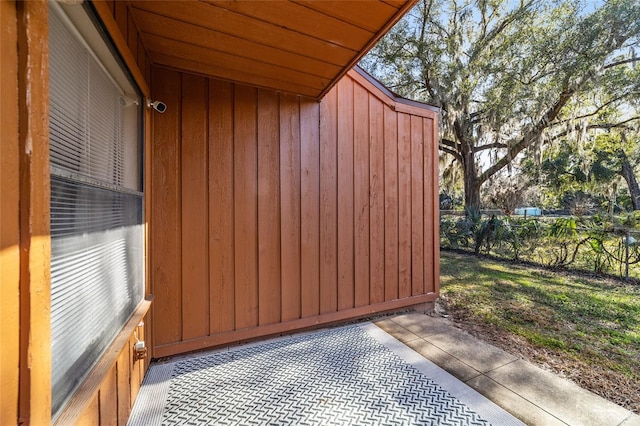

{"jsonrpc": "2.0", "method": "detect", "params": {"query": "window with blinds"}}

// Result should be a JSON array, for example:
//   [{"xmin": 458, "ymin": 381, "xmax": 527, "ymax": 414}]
[{"xmin": 48, "ymin": 3, "xmax": 144, "ymax": 418}]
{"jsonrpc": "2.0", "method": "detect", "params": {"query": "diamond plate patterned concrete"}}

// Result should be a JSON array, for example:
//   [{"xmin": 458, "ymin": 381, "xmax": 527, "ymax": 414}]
[{"xmin": 129, "ymin": 325, "xmax": 524, "ymax": 426}]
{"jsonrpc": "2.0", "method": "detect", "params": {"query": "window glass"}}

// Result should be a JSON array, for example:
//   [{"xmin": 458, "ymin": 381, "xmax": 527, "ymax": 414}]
[{"xmin": 48, "ymin": 3, "xmax": 144, "ymax": 418}]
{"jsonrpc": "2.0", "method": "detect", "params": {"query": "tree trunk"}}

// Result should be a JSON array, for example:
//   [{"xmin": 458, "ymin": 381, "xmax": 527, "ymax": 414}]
[
  {"xmin": 617, "ymin": 149, "xmax": 640, "ymax": 210},
  {"xmin": 463, "ymin": 153, "xmax": 482, "ymax": 215},
  {"xmin": 464, "ymin": 177, "xmax": 481, "ymax": 214}
]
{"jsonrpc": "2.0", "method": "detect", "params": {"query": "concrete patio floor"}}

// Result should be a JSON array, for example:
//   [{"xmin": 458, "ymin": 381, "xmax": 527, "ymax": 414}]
[
  {"xmin": 129, "ymin": 322, "xmax": 523, "ymax": 425},
  {"xmin": 129, "ymin": 312, "xmax": 640, "ymax": 426},
  {"xmin": 375, "ymin": 313, "xmax": 640, "ymax": 426}
]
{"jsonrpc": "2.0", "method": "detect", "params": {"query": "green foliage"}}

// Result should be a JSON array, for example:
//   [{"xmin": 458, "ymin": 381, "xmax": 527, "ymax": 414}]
[
  {"xmin": 440, "ymin": 208, "xmax": 483, "ymax": 249},
  {"xmin": 521, "ymin": 131, "xmax": 640, "ymax": 211},
  {"xmin": 440, "ymin": 213, "xmax": 640, "ymax": 278},
  {"xmin": 621, "ymin": 212, "xmax": 638, "ymax": 228},
  {"xmin": 548, "ymin": 217, "xmax": 578, "ymax": 239}
]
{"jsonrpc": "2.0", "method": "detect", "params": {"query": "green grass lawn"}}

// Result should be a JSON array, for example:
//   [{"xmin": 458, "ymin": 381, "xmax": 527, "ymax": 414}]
[{"xmin": 439, "ymin": 250, "xmax": 640, "ymax": 413}]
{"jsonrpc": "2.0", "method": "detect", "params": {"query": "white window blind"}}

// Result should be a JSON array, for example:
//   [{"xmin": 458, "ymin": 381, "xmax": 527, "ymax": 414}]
[{"xmin": 48, "ymin": 4, "xmax": 144, "ymax": 419}]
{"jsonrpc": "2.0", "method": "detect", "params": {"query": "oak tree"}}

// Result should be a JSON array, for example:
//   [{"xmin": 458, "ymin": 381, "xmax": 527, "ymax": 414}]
[{"xmin": 361, "ymin": 0, "xmax": 640, "ymax": 213}]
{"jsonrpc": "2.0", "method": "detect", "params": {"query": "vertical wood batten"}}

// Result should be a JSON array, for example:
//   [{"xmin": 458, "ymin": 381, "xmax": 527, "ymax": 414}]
[
  {"xmin": 105, "ymin": 0, "xmax": 114, "ymax": 15},
  {"xmin": 410, "ymin": 116, "xmax": 424, "ymax": 296},
  {"xmin": 279, "ymin": 94, "xmax": 301, "ymax": 321},
  {"xmin": 98, "ymin": 366, "xmax": 117, "ymax": 425},
  {"xmin": 114, "ymin": 0, "xmax": 127, "ymax": 40},
  {"xmin": 181, "ymin": 74, "xmax": 210, "ymax": 339},
  {"xmin": 336, "ymin": 78, "xmax": 355, "ymax": 311},
  {"xmin": 17, "ymin": 1, "xmax": 52, "ymax": 422},
  {"xmin": 234, "ymin": 85, "xmax": 259, "ymax": 329},
  {"xmin": 209, "ymin": 80, "xmax": 235, "ymax": 334},
  {"xmin": 423, "ymin": 117, "xmax": 435, "ymax": 294},
  {"xmin": 369, "ymin": 95, "xmax": 385, "ymax": 304},
  {"xmin": 397, "ymin": 113, "xmax": 412, "ymax": 299},
  {"xmin": 130, "ymin": 337, "xmax": 142, "ymax": 403},
  {"xmin": 431, "ymin": 114, "xmax": 441, "ymax": 295},
  {"xmin": 319, "ymin": 89, "xmax": 338, "ymax": 314},
  {"xmin": 257, "ymin": 89, "xmax": 282, "ymax": 326},
  {"xmin": 1, "ymin": 1, "xmax": 20, "ymax": 423},
  {"xmin": 126, "ymin": 12, "xmax": 137, "ymax": 61},
  {"xmin": 137, "ymin": 37, "xmax": 149, "ymax": 84},
  {"xmin": 116, "ymin": 339, "xmax": 131, "ymax": 423},
  {"xmin": 353, "ymin": 83, "xmax": 370, "ymax": 307},
  {"xmin": 383, "ymin": 105, "xmax": 399, "ymax": 301},
  {"xmin": 300, "ymin": 100, "xmax": 321, "ymax": 318},
  {"xmin": 151, "ymin": 67, "xmax": 182, "ymax": 345}
]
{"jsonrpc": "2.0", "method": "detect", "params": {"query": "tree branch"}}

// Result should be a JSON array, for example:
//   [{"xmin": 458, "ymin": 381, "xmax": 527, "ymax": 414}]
[
  {"xmin": 477, "ymin": 85, "xmax": 576, "ymax": 185},
  {"xmin": 603, "ymin": 57, "xmax": 638, "ymax": 70},
  {"xmin": 553, "ymin": 92, "xmax": 638, "ymax": 125},
  {"xmin": 589, "ymin": 116, "xmax": 640, "ymax": 130},
  {"xmin": 545, "ymin": 116, "xmax": 640, "ymax": 143},
  {"xmin": 468, "ymin": 0, "xmax": 535, "ymax": 64},
  {"xmin": 416, "ymin": 0, "xmax": 439, "ymax": 102},
  {"xmin": 440, "ymin": 137, "xmax": 461, "ymax": 150},
  {"xmin": 474, "ymin": 142, "xmax": 508, "ymax": 152},
  {"xmin": 439, "ymin": 145, "xmax": 463, "ymax": 162}
]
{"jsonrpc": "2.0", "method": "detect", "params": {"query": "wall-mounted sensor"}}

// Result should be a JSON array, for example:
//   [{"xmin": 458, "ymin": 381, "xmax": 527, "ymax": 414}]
[
  {"xmin": 147, "ymin": 99, "xmax": 167, "ymax": 113},
  {"xmin": 119, "ymin": 96, "xmax": 139, "ymax": 108}
]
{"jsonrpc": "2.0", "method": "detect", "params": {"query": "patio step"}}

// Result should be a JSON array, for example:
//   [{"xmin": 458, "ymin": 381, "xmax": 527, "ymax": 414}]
[{"xmin": 375, "ymin": 313, "xmax": 640, "ymax": 426}]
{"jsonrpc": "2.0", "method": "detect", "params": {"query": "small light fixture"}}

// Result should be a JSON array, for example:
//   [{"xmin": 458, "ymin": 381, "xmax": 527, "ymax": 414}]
[{"xmin": 146, "ymin": 99, "xmax": 167, "ymax": 113}]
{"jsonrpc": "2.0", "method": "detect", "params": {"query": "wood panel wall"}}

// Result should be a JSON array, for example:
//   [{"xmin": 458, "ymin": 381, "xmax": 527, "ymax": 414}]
[
  {"xmin": 150, "ymin": 67, "xmax": 440, "ymax": 357},
  {"xmin": 58, "ymin": 314, "xmax": 150, "ymax": 426},
  {"xmin": 7, "ymin": 1, "xmax": 54, "ymax": 424},
  {"xmin": 1, "ymin": 1, "xmax": 21, "ymax": 424}
]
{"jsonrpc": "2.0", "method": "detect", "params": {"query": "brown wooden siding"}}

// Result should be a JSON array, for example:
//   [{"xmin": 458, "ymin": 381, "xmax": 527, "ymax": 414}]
[
  {"xmin": 1, "ymin": 1, "xmax": 21, "ymax": 424},
  {"xmin": 16, "ymin": 1, "xmax": 53, "ymax": 423},
  {"xmin": 55, "ymin": 311, "xmax": 150, "ymax": 426},
  {"xmin": 150, "ymin": 67, "xmax": 440, "ymax": 357}
]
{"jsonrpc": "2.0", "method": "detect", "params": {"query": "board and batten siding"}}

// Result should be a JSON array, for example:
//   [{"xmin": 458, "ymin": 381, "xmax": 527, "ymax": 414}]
[{"xmin": 150, "ymin": 66, "xmax": 439, "ymax": 357}]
